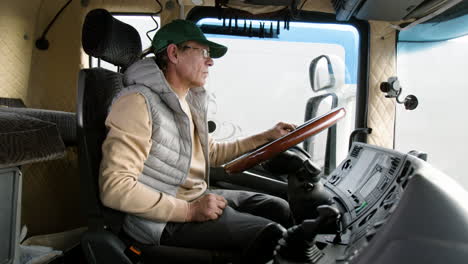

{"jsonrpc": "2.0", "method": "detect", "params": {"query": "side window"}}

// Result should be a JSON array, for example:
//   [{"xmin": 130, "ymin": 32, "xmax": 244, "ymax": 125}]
[
  {"xmin": 89, "ymin": 15, "xmax": 160, "ymax": 70},
  {"xmin": 396, "ymin": 35, "xmax": 468, "ymax": 190},
  {"xmin": 197, "ymin": 18, "xmax": 360, "ymax": 172}
]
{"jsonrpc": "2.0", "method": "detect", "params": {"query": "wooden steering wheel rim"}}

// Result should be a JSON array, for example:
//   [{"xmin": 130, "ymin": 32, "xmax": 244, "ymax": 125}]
[{"xmin": 224, "ymin": 107, "xmax": 346, "ymax": 174}]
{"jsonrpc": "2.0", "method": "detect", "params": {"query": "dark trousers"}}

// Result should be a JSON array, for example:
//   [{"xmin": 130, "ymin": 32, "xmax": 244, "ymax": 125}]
[{"xmin": 160, "ymin": 189, "xmax": 291, "ymax": 251}]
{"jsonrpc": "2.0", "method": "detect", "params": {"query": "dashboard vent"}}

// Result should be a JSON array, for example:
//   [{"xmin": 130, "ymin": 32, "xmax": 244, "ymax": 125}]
[
  {"xmin": 350, "ymin": 145, "xmax": 363, "ymax": 158},
  {"xmin": 388, "ymin": 157, "xmax": 401, "ymax": 176},
  {"xmin": 397, "ymin": 161, "xmax": 414, "ymax": 189}
]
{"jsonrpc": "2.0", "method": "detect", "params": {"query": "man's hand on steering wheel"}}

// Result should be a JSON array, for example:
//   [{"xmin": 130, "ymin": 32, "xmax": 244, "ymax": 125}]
[
  {"xmin": 224, "ymin": 108, "xmax": 346, "ymax": 174},
  {"xmin": 263, "ymin": 122, "xmax": 297, "ymax": 141}
]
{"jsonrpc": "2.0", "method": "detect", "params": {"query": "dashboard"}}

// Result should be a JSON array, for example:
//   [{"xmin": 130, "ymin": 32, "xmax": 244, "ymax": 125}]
[{"xmin": 274, "ymin": 142, "xmax": 468, "ymax": 264}]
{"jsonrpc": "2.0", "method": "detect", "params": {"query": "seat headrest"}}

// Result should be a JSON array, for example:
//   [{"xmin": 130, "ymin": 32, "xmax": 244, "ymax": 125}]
[{"xmin": 82, "ymin": 9, "xmax": 142, "ymax": 70}]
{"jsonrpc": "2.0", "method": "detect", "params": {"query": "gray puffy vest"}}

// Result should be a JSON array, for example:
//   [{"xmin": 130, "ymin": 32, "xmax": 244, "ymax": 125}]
[{"xmin": 117, "ymin": 58, "xmax": 210, "ymax": 244}]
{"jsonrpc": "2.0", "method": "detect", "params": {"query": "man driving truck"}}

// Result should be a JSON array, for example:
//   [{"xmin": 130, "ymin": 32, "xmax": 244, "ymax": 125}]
[{"xmin": 99, "ymin": 19, "xmax": 296, "ymax": 263}]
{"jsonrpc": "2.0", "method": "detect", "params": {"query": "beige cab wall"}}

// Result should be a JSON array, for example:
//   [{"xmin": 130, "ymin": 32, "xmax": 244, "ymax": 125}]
[
  {"xmin": 367, "ymin": 21, "xmax": 397, "ymax": 149},
  {"xmin": 0, "ymin": 0, "xmax": 42, "ymax": 103}
]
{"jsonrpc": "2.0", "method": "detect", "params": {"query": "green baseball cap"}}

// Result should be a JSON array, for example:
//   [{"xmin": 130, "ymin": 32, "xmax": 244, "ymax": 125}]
[{"xmin": 152, "ymin": 19, "xmax": 227, "ymax": 58}]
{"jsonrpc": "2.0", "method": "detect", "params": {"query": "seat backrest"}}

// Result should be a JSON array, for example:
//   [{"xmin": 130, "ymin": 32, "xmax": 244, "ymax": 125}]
[{"xmin": 77, "ymin": 9, "xmax": 142, "ymax": 233}]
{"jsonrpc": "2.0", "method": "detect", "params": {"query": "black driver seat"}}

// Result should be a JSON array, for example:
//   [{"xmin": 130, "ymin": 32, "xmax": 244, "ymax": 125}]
[{"xmin": 77, "ymin": 9, "xmax": 232, "ymax": 264}]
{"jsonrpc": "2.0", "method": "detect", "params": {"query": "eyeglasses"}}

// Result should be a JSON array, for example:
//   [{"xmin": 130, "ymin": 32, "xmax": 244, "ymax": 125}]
[{"xmin": 182, "ymin": 45, "xmax": 211, "ymax": 59}]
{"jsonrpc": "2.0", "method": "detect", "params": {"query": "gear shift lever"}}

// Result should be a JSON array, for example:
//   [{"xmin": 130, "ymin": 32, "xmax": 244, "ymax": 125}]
[
  {"xmin": 261, "ymin": 146, "xmax": 335, "ymax": 223},
  {"xmin": 273, "ymin": 205, "xmax": 340, "ymax": 264},
  {"xmin": 288, "ymin": 159, "xmax": 334, "ymax": 223}
]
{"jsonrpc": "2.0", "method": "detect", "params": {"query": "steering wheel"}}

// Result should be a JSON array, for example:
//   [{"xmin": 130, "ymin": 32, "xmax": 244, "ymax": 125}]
[{"xmin": 224, "ymin": 107, "xmax": 346, "ymax": 174}]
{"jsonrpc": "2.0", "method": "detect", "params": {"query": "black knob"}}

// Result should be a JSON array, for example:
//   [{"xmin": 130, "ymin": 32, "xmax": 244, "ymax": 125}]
[
  {"xmin": 208, "ymin": 120, "xmax": 216, "ymax": 133},
  {"xmin": 35, "ymin": 37, "xmax": 49, "ymax": 50},
  {"xmin": 380, "ymin": 82, "xmax": 391, "ymax": 92},
  {"xmin": 404, "ymin": 94, "xmax": 418, "ymax": 110}
]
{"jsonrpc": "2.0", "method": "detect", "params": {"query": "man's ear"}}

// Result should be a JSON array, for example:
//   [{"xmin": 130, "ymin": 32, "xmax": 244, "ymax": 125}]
[{"xmin": 166, "ymin": 44, "xmax": 179, "ymax": 64}]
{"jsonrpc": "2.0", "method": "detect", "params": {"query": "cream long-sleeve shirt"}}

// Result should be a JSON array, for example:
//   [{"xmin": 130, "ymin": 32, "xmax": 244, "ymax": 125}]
[{"xmin": 99, "ymin": 92, "xmax": 269, "ymax": 223}]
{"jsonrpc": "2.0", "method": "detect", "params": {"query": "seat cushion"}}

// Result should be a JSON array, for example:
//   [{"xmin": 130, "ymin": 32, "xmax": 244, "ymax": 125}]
[{"xmin": 0, "ymin": 111, "xmax": 65, "ymax": 167}]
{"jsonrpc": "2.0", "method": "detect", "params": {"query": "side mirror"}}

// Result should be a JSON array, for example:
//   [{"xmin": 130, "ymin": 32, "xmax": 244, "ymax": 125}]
[{"xmin": 309, "ymin": 55, "xmax": 336, "ymax": 92}]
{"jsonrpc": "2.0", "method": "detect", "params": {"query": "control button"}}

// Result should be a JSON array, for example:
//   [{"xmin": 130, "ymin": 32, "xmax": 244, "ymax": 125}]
[
  {"xmin": 351, "ymin": 194, "xmax": 360, "ymax": 204},
  {"xmin": 342, "ymin": 159, "xmax": 352, "ymax": 170},
  {"xmin": 329, "ymin": 174, "xmax": 341, "ymax": 184}
]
